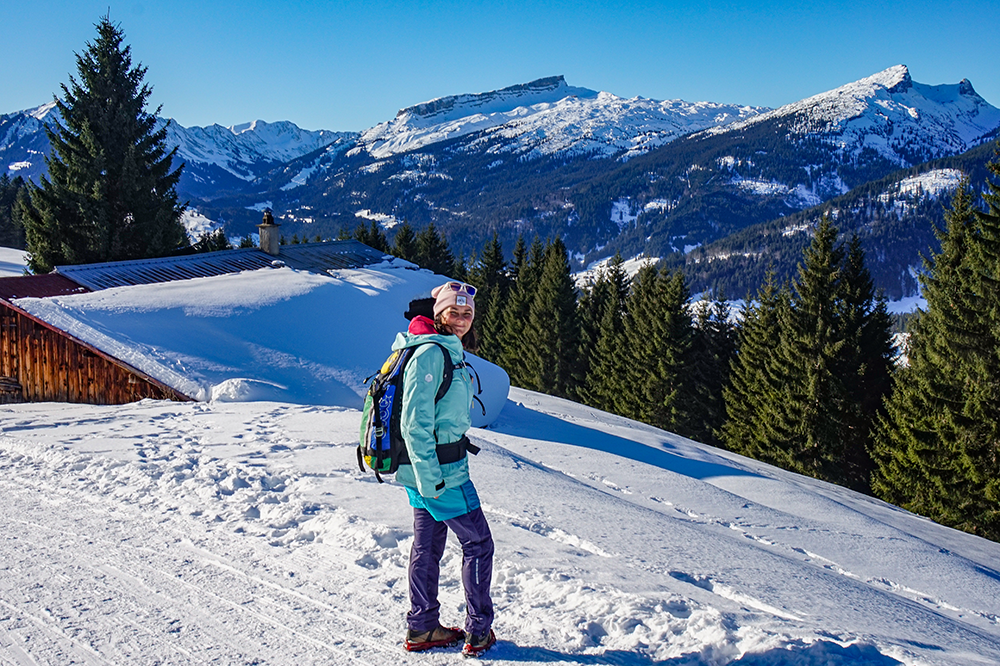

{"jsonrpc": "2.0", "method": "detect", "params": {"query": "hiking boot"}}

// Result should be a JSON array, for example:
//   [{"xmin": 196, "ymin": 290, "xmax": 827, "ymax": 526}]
[
  {"xmin": 462, "ymin": 629, "xmax": 496, "ymax": 657},
  {"xmin": 404, "ymin": 625, "xmax": 463, "ymax": 652}
]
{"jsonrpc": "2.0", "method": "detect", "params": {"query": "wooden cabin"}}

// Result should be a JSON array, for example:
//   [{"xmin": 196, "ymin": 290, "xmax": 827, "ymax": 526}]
[
  {"xmin": 0, "ymin": 240, "xmax": 387, "ymax": 406},
  {"xmin": 0, "ymin": 274, "xmax": 191, "ymax": 404}
]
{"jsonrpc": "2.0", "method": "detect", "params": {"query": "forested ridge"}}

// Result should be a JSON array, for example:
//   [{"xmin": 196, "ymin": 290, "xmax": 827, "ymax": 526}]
[
  {"xmin": 356, "ymin": 143, "xmax": 1000, "ymax": 541},
  {"xmin": 671, "ymin": 137, "xmax": 1000, "ymax": 300}
]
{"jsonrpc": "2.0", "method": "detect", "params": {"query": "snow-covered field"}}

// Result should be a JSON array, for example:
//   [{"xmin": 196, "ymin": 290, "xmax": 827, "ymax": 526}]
[
  {"xmin": 2, "ymin": 254, "xmax": 999, "ymax": 665},
  {"xmin": 4, "ymin": 392, "xmax": 1000, "ymax": 665}
]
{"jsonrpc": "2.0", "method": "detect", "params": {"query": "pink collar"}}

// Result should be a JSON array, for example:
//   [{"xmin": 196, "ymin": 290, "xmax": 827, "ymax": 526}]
[{"xmin": 408, "ymin": 315, "xmax": 437, "ymax": 335}]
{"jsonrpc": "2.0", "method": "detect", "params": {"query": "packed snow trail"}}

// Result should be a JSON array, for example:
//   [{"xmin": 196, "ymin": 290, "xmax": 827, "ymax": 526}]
[{"xmin": 2, "ymin": 397, "xmax": 1000, "ymax": 665}]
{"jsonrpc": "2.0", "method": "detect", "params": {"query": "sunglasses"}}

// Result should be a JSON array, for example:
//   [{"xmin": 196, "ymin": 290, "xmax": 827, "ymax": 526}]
[{"xmin": 445, "ymin": 281, "xmax": 477, "ymax": 297}]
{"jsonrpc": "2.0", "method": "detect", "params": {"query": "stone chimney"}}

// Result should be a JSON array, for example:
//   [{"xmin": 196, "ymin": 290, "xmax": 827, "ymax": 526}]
[{"xmin": 257, "ymin": 208, "xmax": 280, "ymax": 255}]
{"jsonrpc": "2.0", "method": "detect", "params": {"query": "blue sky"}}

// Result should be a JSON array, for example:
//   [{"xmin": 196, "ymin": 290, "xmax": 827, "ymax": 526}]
[{"xmin": 1, "ymin": 0, "xmax": 996, "ymax": 132}]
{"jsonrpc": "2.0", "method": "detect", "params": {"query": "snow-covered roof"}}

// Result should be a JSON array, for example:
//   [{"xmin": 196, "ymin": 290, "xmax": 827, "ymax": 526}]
[
  {"xmin": 13, "ymin": 260, "xmax": 507, "ymax": 421},
  {"xmin": 54, "ymin": 240, "xmax": 387, "ymax": 291}
]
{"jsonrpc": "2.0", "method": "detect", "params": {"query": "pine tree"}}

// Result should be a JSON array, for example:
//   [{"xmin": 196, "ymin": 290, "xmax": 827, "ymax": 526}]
[
  {"xmin": 771, "ymin": 217, "xmax": 849, "ymax": 482},
  {"xmin": 391, "ymin": 221, "xmax": 418, "ymax": 263},
  {"xmin": 352, "ymin": 220, "xmax": 389, "ymax": 253},
  {"xmin": 521, "ymin": 238, "xmax": 580, "ymax": 398},
  {"xmin": 467, "ymin": 233, "xmax": 509, "ymax": 361},
  {"xmin": 580, "ymin": 255, "xmax": 630, "ymax": 412},
  {"xmin": 20, "ymin": 16, "xmax": 186, "ymax": 273},
  {"xmin": 721, "ymin": 272, "xmax": 789, "ymax": 460},
  {"xmin": 0, "ymin": 174, "xmax": 27, "ymax": 249},
  {"xmin": 452, "ymin": 252, "xmax": 469, "ymax": 282},
  {"xmin": 837, "ymin": 234, "xmax": 894, "ymax": 490},
  {"xmin": 499, "ymin": 237, "xmax": 544, "ymax": 387},
  {"xmin": 415, "ymin": 222, "xmax": 455, "ymax": 276},
  {"xmin": 576, "ymin": 275, "xmax": 611, "ymax": 405},
  {"xmin": 191, "ymin": 229, "xmax": 231, "ymax": 253},
  {"xmin": 620, "ymin": 266, "xmax": 692, "ymax": 430},
  {"xmin": 682, "ymin": 292, "xmax": 736, "ymax": 445},
  {"xmin": 873, "ymin": 167, "xmax": 1000, "ymax": 539}
]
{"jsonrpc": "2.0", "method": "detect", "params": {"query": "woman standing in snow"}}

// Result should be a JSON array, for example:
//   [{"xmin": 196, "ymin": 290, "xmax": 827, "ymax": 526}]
[{"xmin": 395, "ymin": 281, "xmax": 496, "ymax": 657}]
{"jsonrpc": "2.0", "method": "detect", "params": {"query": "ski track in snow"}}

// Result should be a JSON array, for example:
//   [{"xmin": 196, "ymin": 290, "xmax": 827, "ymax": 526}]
[{"xmin": 2, "ymin": 399, "xmax": 1000, "ymax": 665}]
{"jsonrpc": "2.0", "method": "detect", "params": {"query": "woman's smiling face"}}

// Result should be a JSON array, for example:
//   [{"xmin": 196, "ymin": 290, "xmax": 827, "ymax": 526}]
[{"xmin": 440, "ymin": 304, "xmax": 474, "ymax": 339}]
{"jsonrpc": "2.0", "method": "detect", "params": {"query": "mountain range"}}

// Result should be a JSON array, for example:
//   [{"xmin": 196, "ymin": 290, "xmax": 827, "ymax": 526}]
[
  {"xmin": 0, "ymin": 102, "xmax": 352, "ymax": 199},
  {"xmin": 3, "ymin": 65, "xmax": 999, "ymax": 299}
]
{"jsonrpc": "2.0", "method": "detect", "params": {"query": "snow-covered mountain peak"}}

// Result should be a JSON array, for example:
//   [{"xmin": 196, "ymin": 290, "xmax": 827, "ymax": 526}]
[
  {"xmin": 359, "ymin": 77, "xmax": 767, "ymax": 160},
  {"xmin": 395, "ymin": 75, "xmax": 599, "ymax": 125},
  {"xmin": 159, "ymin": 118, "xmax": 350, "ymax": 181},
  {"xmin": 228, "ymin": 120, "xmax": 266, "ymax": 135},
  {"xmin": 28, "ymin": 101, "xmax": 58, "ymax": 121},
  {"xmin": 702, "ymin": 65, "xmax": 1000, "ymax": 166},
  {"xmin": 869, "ymin": 63, "xmax": 912, "ymax": 92},
  {"xmin": 0, "ymin": 102, "xmax": 348, "ymax": 188}
]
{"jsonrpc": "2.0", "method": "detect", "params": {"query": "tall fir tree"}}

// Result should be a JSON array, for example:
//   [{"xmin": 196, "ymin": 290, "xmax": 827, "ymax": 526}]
[
  {"xmin": 520, "ymin": 239, "xmax": 580, "ymax": 399},
  {"xmin": 467, "ymin": 233, "xmax": 510, "ymax": 361},
  {"xmin": 721, "ymin": 271, "xmax": 790, "ymax": 460},
  {"xmin": 837, "ymin": 234, "xmax": 894, "ymax": 490},
  {"xmin": 872, "ymin": 180, "xmax": 979, "ymax": 525},
  {"xmin": 727, "ymin": 218, "xmax": 893, "ymax": 490},
  {"xmin": 873, "ymin": 168, "xmax": 1000, "ymax": 539},
  {"xmin": 0, "ymin": 174, "xmax": 28, "ymax": 250},
  {"xmin": 451, "ymin": 252, "xmax": 469, "ymax": 282},
  {"xmin": 579, "ymin": 255, "xmax": 630, "ymax": 412},
  {"xmin": 620, "ymin": 266, "xmax": 693, "ymax": 431},
  {"xmin": 191, "ymin": 228, "xmax": 231, "ymax": 253},
  {"xmin": 498, "ymin": 237, "xmax": 544, "ymax": 388},
  {"xmin": 769, "ymin": 217, "xmax": 850, "ymax": 483},
  {"xmin": 353, "ymin": 220, "xmax": 389, "ymax": 253},
  {"xmin": 681, "ymin": 293, "xmax": 736, "ymax": 446},
  {"xmin": 19, "ymin": 16, "xmax": 186, "ymax": 273}
]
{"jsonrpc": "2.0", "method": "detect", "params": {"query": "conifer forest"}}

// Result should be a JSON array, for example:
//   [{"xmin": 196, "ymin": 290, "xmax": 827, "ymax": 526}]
[{"xmin": 353, "ymin": 147, "xmax": 1000, "ymax": 543}]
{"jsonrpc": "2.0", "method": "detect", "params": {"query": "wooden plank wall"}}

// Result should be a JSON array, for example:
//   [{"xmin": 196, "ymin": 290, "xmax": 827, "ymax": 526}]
[{"xmin": 0, "ymin": 300, "xmax": 191, "ymax": 405}]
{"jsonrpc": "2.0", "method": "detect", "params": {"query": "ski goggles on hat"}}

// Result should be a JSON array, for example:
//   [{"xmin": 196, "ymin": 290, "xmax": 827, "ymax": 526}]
[{"xmin": 444, "ymin": 281, "xmax": 477, "ymax": 296}]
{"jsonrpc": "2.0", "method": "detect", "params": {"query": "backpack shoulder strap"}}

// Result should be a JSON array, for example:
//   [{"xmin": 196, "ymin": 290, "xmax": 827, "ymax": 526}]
[{"xmin": 429, "ymin": 342, "xmax": 454, "ymax": 403}]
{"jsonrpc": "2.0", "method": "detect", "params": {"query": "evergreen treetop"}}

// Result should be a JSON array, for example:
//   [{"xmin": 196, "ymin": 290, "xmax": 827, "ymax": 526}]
[
  {"xmin": 391, "ymin": 221, "xmax": 418, "ymax": 263},
  {"xmin": 521, "ymin": 238, "xmax": 580, "ymax": 399},
  {"xmin": 20, "ymin": 15, "xmax": 187, "ymax": 273},
  {"xmin": 415, "ymin": 222, "xmax": 456, "ymax": 276}
]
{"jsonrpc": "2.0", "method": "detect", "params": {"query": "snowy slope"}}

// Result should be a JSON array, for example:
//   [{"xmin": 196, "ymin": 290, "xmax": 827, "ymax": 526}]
[
  {"xmin": 703, "ymin": 65, "xmax": 1000, "ymax": 165},
  {"xmin": 358, "ymin": 76, "xmax": 767, "ymax": 160},
  {"xmin": 2, "ymin": 262, "xmax": 1000, "ymax": 665}
]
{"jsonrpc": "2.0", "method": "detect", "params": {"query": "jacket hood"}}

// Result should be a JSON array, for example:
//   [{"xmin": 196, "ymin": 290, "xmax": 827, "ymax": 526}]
[{"xmin": 408, "ymin": 315, "xmax": 436, "ymax": 335}]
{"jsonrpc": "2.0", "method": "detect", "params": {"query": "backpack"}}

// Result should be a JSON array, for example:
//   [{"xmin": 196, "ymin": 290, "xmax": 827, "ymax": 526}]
[{"xmin": 357, "ymin": 342, "xmax": 455, "ymax": 483}]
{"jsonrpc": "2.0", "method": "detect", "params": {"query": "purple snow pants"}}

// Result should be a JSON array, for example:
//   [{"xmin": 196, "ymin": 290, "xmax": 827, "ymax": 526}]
[{"xmin": 407, "ymin": 506, "xmax": 494, "ymax": 636}]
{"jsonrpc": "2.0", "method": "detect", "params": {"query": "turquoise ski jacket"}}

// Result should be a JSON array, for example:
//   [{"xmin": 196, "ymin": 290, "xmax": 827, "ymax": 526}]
[{"xmin": 392, "ymin": 325, "xmax": 475, "ymax": 508}]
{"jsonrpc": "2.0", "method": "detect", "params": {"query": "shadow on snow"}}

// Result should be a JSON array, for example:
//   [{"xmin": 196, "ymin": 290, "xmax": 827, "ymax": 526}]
[{"xmin": 490, "ymin": 400, "xmax": 761, "ymax": 482}]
